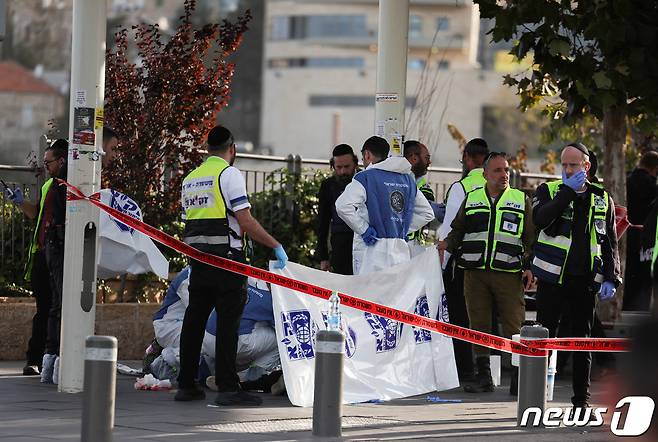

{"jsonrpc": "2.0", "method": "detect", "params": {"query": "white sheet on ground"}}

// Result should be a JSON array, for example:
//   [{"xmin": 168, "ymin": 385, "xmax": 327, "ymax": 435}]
[{"xmin": 270, "ymin": 247, "xmax": 458, "ymax": 407}]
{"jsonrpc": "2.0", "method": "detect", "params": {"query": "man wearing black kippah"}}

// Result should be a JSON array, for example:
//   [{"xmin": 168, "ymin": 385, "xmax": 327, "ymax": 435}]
[
  {"xmin": 317, "ymin": 144, "xmax": 358, "ymax": 274},
  {"xmin": 176, "ymin": 125, "xmax": 288, "ymax": 406}
]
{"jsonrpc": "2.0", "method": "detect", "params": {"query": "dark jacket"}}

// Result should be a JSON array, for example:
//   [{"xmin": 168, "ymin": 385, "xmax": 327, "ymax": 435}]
[
  {"xmin": 533, "ymin": 182, "xmax": 621, "ymax": 285},
  {"xmin": 317, "ymin": 175, "xmax": 353, "ymax": 261}
]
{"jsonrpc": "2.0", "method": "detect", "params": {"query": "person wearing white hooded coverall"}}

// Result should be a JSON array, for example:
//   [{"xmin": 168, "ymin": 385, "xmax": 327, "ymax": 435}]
[{"xmin": 335, "ymin": 136, "xmax": 434, "ymax": 275}]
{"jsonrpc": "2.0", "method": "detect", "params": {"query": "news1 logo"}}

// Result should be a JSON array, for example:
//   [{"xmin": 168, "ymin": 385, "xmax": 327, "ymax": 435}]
[{"xmin": 520, "ymin": 396, "xmax": 655, "ymax": 436}]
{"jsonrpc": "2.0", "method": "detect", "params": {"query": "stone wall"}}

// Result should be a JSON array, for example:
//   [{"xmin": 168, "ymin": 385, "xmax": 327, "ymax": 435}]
[{"xmin": 0, "ymin": 298, "xmax": 159, "ymax": 361}]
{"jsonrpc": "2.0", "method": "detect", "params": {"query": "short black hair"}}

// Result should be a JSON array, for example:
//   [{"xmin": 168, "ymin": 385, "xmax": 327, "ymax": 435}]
[
  {"xmin": 332, "ymin": 143, "xmax": 355, "ymax": 158},
  {"xmin": 103, "ymin": 127, "xmax": 118, "ymax": 142},
  {"xmin": 207, "ymin": 125, "xmax": 234, "ymax": 152},
  {"xmin": 362, "ymin": 136, "xmax": 389, "ymax": 159},
  {"xmin": 403, "ymin": 140, "xmax": 422, "ymax": 159},
  {"xmin": 47, "ymin": 139, "xmax": 68, "ymax": 159},
  {"xmin": 463, "ymin": 138, "xmax": 489, "ymax": 157},
  {"xmin": 639, "ymin": 150, "xmax": 658, "ymax": 169}
]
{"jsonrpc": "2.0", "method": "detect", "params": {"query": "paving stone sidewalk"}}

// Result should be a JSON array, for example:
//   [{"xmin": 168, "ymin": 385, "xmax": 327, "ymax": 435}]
[{"xmin": 0, "ymin": 361, "xmax": 615, "ymax": 441}]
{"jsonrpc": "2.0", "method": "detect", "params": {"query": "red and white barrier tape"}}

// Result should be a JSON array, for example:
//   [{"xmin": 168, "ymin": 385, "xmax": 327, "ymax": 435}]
[{"xmin": 61, "ymin": 180, "xmax": 630, "ymax": 356}]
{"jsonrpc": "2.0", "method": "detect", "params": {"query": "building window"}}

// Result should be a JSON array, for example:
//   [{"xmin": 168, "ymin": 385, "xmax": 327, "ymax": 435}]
[
  {"xmin": 271, "ymin": 16, "xmax": 290, "ymax": 40},
  {"xmin": 270, "ymin": 15, "xmax": 368, "ymax": 40},
  {"xmin": 436, "ymin": 16, "xmax": 450, "ymax": 31},
  {"xmin": 409, "ymin": 14, "xmax": 422, "ymax": 39},
  {"xmin": 309, "ymin": 95, "xmax": 417, "ymax": 107},
  {"xmin": 408, "ymin": 59, "xmax": 426, "ymax": 70},
  {"xmin": 268, "ymin": 57, "xmax": 365, "ymax": 69}
]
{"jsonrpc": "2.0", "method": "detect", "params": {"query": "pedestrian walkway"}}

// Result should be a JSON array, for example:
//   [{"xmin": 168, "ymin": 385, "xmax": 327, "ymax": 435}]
[{"xmin": 0, "ymin": 361, "xmax": 613, "ymax": 441}]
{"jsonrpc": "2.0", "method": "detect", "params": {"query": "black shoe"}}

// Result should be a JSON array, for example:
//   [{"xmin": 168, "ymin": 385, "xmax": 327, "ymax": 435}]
[
  {"xmin": 215, "ymin": 390, "xmax": 263, "ymax": 406},
  {"xmin": 23, "ymin": 365, "xmax": 40, "ymax": 376},
  {"xmin": 465, "ymin": 356, "xmax": 495, "ymax": 393},
  {"xmin": 174, "ymin": 385, "xmax": 206, "ymax": 401},
  {"xmin": 464, "ymin": 380, "xmax": 495, "ymax": 393}
]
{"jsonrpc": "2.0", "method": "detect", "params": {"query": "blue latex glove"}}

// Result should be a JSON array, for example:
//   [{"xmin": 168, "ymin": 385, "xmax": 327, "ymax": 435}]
[
  {"xmin": 599, "ymin": 281, "xmax": 616, "ymax": 301},
  {"xmin": 562, "ymin": 170, "xmax": 586, "ymax": 192},
  {"xmin": 273, "ymin": 245, "xmax": 288, "ymax": 269},
  {"xmin": 361, "ymin": 226, "xmax": 379, "ymax": 246},
  {"xmin": 431, "ymin": 202, "xmax": 446, "ymax": 223},
  {"xmin": 5, "ymin": 187, "xmax": 23, "ymax": 205}
]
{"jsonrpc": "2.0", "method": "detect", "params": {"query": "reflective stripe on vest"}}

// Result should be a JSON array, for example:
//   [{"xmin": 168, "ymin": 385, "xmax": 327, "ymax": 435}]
[
  {"xmin": 181, "ymin": 157, "xmax": 231, "ymax": 246},
  {"xmin": 531, "ymin": 180, "xmax": 607, "ymax": 286},
  {"xmin": 24, "ymin": 178, "xmax": 53, "ymax": 281},
  {"xmin": 458, "ymin": 186, "xmax": 526, "ymax": 272}
]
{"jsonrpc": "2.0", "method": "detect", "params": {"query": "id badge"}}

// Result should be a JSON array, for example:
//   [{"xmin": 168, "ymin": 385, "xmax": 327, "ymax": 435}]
[
  {"xmin": 594, "ymin": 219, "xmax": 606, "ymax": 235},
  {"xmin": 501, "ymin": 212, "xmax": 520, "ymax": 235}
]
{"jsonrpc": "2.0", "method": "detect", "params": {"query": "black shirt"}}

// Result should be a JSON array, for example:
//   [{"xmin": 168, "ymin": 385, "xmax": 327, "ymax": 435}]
[
  {"xmin": 317, "ymin": 175, "xmax": 352, "ymax": 261},
  {"xmin": 626, "ymin": 168, "xmax": 658, "ymax": 225},
  {"xmin": 533, "ymin": 182, "xmax": 621, "ymax": 284}
]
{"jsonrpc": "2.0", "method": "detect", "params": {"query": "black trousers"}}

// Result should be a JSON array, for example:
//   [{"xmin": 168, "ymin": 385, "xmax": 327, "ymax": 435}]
[
  {"xmin": 45, "ymin": 240, "xmax": 64, "ymax": 356},
  {"xmin": 623, "ymin": 230, "xmax": 652, "ymax": 310},
  {"xmin": 330, "ymin": 232, "xmax": 354, "ymax": 275},
  {"xmin": 536, "ymin": 276, "xmax": 595, "ymax": 406},
  {"xmin": 443, "ymin": 257, "xmax": 474, "ymax": 379},
  {"xmin": 25, "ymin": 250, "xmax": 53, "ymax": 365},
  {"xmin": 178, "ymin": 259, "xmax": 247, "ymax": 391}
]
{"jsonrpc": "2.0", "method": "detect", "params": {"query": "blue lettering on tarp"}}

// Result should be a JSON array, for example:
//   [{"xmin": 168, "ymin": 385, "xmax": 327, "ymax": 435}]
[
  {"xmin": 440, "ymin": 292, "xmax": 450, "ymax": 323},
  {"xmin": 412, "ymin": 295, "xmax": 432, "ymax": 344},
  {"xmin": 320, "ymin": 312, "xmax": 357, "ymax": 358},
  {"xmin": 109, "ymin": 190, "xmax": 141, "ymax": 235},
  {"xmin": 281, "ymin": 310, "xmax": 318, "ymax": 361},
  {"xmin": 364, "ymin": 312, "xmax": 404, "ymax": 353}
]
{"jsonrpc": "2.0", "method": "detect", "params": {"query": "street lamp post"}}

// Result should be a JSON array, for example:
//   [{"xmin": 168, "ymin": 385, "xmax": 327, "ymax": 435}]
[
  {"xmin": 374, "ymin": 0, "xmax": 409, "ymax": 156},
  {"xmin": 59, "ymin": 0, "xmax": 106, "ymax": 393}
]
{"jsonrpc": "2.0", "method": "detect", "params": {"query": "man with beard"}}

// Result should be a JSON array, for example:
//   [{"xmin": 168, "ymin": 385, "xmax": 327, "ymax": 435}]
[
  {"xmin": 5, "ymin": 139, "xmax": 68, "ymax": 381},
  {"xmin": 404, "ymin": 140, "xmax": 445, "ymax": 253},
  {"xmin": 317, "ymin": 144, "xmax": 358, "ymax": 275},
  {"xmin": 175, "ymin": 126, "xmax": 288, "ymax": 406}
]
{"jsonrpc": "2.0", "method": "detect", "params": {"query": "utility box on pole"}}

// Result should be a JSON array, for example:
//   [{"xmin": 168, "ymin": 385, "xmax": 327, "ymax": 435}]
[
  {"xmin": 374, "ymin": 0, "xmax": 409, "ymax": 156},
  {"xmin": 60, "ymin": 0, "xmax": 106, "ymax": 393}
]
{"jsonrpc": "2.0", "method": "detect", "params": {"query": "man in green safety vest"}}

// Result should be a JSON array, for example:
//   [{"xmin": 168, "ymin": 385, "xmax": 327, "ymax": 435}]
[
  {"xmin": 438, "ymin": 152, "xmax": 534, "ymax": 394},
  {"xmin": 175, "ymin": 125, "xmax": 288, "ymax": 407},
  {"xmin": 5, "ymin": 139, "xmax": 68, "ymax": 381},
  {"xmin": 437, "ymin": 138, "xmax": 489, "ymax": 385},
  {"xmin": 532, "ymin": 142, "xmax": 620, "ymax": 410}
]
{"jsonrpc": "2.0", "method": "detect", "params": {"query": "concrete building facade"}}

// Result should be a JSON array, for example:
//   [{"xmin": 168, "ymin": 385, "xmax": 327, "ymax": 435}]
[{"xmin": 259, "ymin": 0, "xmax": 516, "ymax": 165}]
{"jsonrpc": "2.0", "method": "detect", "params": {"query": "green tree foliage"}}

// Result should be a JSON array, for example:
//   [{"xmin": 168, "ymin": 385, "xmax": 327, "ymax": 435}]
[
  {"xmin": 249, "ymin": 168, "xmax": 330, "ymax": 269},
  {"xmin": 475, "ymin": 0, "xmax": 658, "ymax": 203}
]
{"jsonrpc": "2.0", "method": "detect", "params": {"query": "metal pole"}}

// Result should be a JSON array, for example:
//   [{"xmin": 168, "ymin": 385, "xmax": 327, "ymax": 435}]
[
  {"xmin": 60, "ymin": 0, "xmax": 106, "ymax": 393},
  {"xmin": 312, "ymin": 330, "xmax": 345, "ymax": 437},
  {"xmin": 81, "ymin": 336, "xmax": 117, "ymax": 442},
  {"xmin": 374, "ymin": 0, "xmax": 409, "ymax": 156},
  {"xmin": 517, "ymin": 325, "xmax": 549, "ymax": 427}
]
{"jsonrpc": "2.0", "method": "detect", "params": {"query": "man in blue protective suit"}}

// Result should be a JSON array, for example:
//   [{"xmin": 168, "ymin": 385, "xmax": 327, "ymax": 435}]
[
  {"xmin": 532, "ymin": 142, "xmax": 621, "ymax": 410},
  {"xmin": 335, "ymin": 136, "xmax": 434, "ymax": 275}
]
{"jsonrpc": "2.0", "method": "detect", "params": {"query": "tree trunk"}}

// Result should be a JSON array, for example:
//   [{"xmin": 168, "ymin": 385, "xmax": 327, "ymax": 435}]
[{"xmin": 602, "ymin": 105, "xmax": 628, "ymax": 320}]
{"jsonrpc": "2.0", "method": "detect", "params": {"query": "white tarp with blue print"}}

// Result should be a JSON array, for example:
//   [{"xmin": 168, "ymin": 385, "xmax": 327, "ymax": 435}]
[
  {"xmin": 96, "ymin": 189, "xmax": 169, "ymax": 279},
  {"xmin": 270, "ymin": 247, "xmax": 458, "ymax": 407}
]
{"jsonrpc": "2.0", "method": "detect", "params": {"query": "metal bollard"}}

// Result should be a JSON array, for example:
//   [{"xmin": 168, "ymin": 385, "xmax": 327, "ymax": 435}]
[
  {"xmin": 312, "ymin": 330, "xmax": 345, "ymax": 437},
  {"xmin": 81, "ymin": 336, "xmax": 118, "ymax": 442},
  {"xmin": 517, "ymin": 325, "xmax": 549, "ymax": 427}
]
